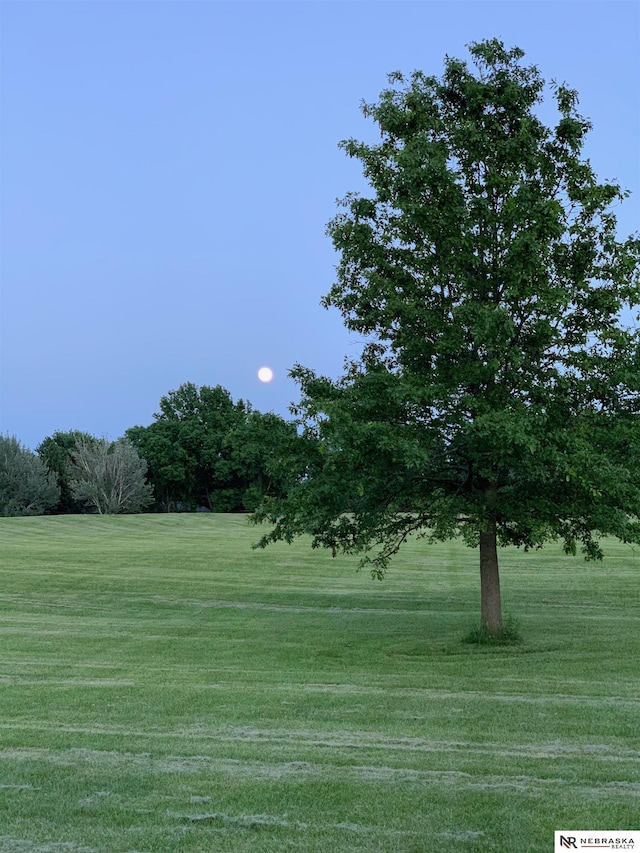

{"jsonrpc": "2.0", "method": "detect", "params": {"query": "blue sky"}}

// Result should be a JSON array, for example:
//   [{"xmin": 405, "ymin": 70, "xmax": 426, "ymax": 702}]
[{"xmin": 1, "ymin": 1, "xmax": 639, "ymax": 449}]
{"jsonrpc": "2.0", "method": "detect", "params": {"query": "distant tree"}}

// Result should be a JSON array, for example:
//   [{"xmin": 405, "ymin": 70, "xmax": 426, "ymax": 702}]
[
  {"xmin": 126, "ymin": 422, "xmax": 192, "ymax": 512},
  {"xmin": 229, "ymin": 410, "xmax": 300, "ymax": 511},
  {"xmin": 70, "ymin": 437, "xmax": 153, "ymax": 514},
  {"xmin": 0, "ymin": 434, "xmax": 60, "ymax": 517},
  {"xmin": 127, "ymin": 383, "xmax": 245, "ymax": 510},
  {"xmin": 127, "ymin": 383, "xmax": 297, "ymax": 512},
  {"xmin": 37, "ymin": 430, "xmax": 98, "ymax": 513},
  {"xmin": 253, "ymin": 40, "xmax": 640, "ymax": 637}
]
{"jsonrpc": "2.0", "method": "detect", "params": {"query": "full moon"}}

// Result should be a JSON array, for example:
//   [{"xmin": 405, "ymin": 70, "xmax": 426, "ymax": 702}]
[{"xmin": 257, "ymin": 366, "xmax": 274, "ymax": 383}]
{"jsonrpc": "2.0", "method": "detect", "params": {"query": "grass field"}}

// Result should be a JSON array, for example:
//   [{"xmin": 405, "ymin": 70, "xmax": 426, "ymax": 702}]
[{"xmin": 0, "ymin": 514, "xmax": 638, "ymax": 852}]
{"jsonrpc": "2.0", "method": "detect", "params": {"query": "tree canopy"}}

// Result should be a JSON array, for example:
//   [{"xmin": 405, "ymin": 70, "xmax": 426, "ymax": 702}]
[
  {"xmin": 254, "ymin": 39, "xmax": 640, "ymax": 635},
  {"xmin": 127, "ymin": 382, "xmax": 297, "ymax": 512}
]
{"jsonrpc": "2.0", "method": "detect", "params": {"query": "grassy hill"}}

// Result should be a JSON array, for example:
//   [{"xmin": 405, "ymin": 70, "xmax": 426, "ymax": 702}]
[{"xmin": 0, "ymin": 514, "xmax": 638, "ymax": 851}]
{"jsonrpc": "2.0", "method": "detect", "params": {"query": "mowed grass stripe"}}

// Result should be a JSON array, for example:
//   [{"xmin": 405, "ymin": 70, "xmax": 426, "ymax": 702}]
[
  {"xmin": 0, "ymin": 514, "xmax": 638, "ymax": 852},
  {"xmin": 3, "ymin": 722, "xmax": 640, "ymax": 766},
  {"xmin": 3, "ymin": 746, "xmax": 640, "ymax": 799},
  {"xmin": 1, "ymin": 675, "xmax": 640, "ymax": 705}
]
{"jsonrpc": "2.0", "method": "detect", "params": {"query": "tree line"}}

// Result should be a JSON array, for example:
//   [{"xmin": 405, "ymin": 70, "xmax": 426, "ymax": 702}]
[{"xmin": 1, "ymin": 382, "xmax": 296, "ymax": 517}]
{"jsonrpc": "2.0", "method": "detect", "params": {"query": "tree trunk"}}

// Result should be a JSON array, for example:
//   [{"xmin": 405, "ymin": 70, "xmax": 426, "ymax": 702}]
[{"xmin": 479, "ymin": 519, "xmax": 502, "ymax": 634}]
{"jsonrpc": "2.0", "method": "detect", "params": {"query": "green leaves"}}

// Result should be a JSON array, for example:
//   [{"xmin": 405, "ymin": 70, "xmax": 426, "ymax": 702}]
[{"xmin": 129, "ymin": 383, "xmax": 296, "ymax": 513}]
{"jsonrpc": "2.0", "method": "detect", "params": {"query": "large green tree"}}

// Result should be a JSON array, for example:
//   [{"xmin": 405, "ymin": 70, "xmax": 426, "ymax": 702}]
[{"xmin": 254, "ymin": 40, "xmax": 640, "ymax": 636}]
